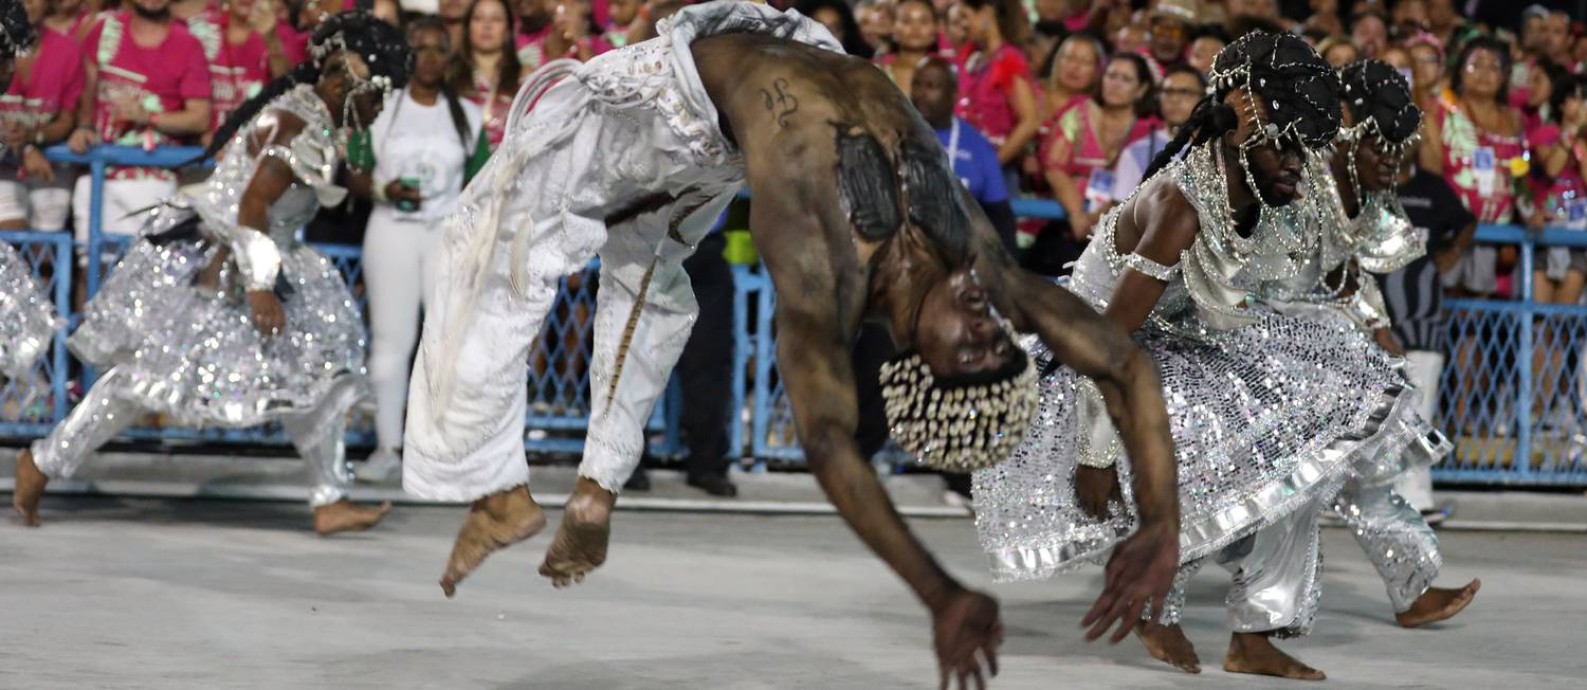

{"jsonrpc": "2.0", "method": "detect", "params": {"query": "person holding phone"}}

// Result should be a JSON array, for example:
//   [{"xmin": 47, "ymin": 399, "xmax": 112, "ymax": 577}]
[{"xmin": 352, "ymin": 16, "xmax": 486, "ymax": 482}]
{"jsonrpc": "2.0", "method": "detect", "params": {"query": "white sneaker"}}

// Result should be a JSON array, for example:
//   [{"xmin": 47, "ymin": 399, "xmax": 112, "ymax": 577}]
[{"xmin": 354, "ymin": 447, "xmax": 402, "ymax": 483}]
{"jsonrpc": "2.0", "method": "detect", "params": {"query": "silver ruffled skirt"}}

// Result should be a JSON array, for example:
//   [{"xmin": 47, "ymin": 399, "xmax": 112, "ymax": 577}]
[
  {"xmin": 973, "ymin": 305, "xmax": 1447, "ymax": 583},
  {"xmin": 69, "ymin": 215, "xmax": 368, "ymax": 437},
  {"xmin": 0, "ymin": 241, "xmax": 61, "ymax": 379}
]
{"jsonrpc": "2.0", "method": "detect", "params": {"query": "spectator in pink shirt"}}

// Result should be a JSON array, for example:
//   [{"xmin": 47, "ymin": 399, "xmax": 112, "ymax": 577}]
[
  {"xmin": 952, "ymin": 0, "xmax": 1040, "ymax": 182},
  {"xmin": 0, "ymin": 0, "xmax": 84, "ymax": 231},
  {"xmin": 515, "ymin": 0, "xmax": 607, "ymax": 71},
  {"xmin": 187, "ymin": 0, "xmax": 294, "ymax": 135},
  {"xmin": 66, "ymin": 0, "xmax": 211, "ymax": 254}
]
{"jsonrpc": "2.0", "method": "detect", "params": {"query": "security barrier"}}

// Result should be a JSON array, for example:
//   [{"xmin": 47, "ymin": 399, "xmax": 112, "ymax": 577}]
[{"xmin": 2, "ymin": 146, "xmax": 1586, "ymax": 485}]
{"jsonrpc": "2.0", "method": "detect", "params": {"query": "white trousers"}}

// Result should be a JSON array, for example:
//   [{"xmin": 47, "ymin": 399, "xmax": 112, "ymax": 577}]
[
  {"xmin": 0, "ymin": 177, "xmax": 71, "ymax": 230},
  {"xmin": 401, "ymin": 1, "xmax": 834, "ymax": 501},
  {"xmin": 1394, "ymin": 350, "xmax": 1444, "ymax": 510},
  {"xmin": 362, "ymin": 207, "xmax": 442, "ymax": 452}
]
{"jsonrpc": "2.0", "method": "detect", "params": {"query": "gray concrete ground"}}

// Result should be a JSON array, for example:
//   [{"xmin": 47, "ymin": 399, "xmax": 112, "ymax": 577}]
[{"xmin": 2, "ymin": 488, "xmax": 1584, "ymax": 690}]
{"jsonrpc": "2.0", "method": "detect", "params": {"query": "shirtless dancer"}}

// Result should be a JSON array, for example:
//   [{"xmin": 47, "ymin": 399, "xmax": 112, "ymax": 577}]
[{"xmin": 402, "ymin": 3, "xmax": 1180, "ymax": 684}]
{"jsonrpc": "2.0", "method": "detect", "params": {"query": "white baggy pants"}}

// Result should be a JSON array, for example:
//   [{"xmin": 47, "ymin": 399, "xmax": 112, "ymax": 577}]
[{"xmin": 401, "ymin": 3, "xmax": 841, "ymax": 501}]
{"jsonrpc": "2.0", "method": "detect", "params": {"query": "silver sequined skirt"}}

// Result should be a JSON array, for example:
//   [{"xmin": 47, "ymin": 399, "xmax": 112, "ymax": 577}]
[
  {"xmin": 0, "ymin": 241, "xmax": 61, "ymax": 379},
  {"xmin": 974, "ymin": 306, "xmax": 1438, "ymax": 583},
  {"xmin": 69, "ymin": 227, "xmax": 368, "ymax": 432}
]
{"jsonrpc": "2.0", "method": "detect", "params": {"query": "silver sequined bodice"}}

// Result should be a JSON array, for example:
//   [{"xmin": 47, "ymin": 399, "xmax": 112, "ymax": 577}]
[
  {"xmin": 1070, "ymin": 144, "xmax": 1316, "ymax": 331},
  {"xmin": 182, "ymin": 84, "xmax": 344, "ymax": 246},
  {"xmin": 1260, "ymin": 151, "xmax": 1423, "ymax": 303}
]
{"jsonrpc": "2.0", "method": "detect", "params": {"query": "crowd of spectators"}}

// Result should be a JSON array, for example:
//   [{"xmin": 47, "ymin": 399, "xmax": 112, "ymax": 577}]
[{"xmin": 3, "ymin": 0, "xmax": 1586, "ymax": 487}]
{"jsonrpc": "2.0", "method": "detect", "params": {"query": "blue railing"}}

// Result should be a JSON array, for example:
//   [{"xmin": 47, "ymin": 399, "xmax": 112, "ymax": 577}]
[{"xmin": 2, "ymin": 145, "xmax": 1586, "ymax": 485}]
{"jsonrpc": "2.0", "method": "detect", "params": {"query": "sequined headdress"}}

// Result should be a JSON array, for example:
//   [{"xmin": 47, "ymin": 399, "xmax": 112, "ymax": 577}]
[
  {"xmin": 879, "ymin": 319, "xmax": 1040, "ymax": 473},
  {"xmin": 0, "ymin": 0, "xmax": 36, "ymax": 58},
  {"xmin": 1337, "ymin": 60, "xmax": 1421, "ymax": 201},
  {"xmin": 200, "ymin": 10, "xmax": 411, "ymax": 163},
  {"xmin": 1206, "ymin": 31, "xmax": 1342, "ymax": 208}
]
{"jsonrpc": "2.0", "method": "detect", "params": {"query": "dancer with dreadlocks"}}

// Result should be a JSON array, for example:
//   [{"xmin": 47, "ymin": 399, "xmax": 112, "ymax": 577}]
[
  {"xmin": 973, "ymin": 33, "xmax": 1447, "ymax": 680},
  {"xmin": 1256, "ymin": 60, "xmax": 1480, "ymax": 630},
  {"xmin": 0, "ymin": 0, "xmax": 59, "ymax": 380},
  {"xmin": 12, "ymin": 11, "xmax": 409, "ymax": 534},
  {"xmin": 406, "ymin": 2, "xmax": 1182, "ymax": 685}
]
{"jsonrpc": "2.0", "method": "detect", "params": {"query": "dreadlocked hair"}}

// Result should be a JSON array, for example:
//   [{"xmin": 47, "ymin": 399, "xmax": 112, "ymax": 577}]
[
  {"xmin": 0, "ymin": 0, "xmax": 36, "ymax": 57},
  {"xmin": 1142, "ymin": 30, "xmax": 1340, "ymax": 181},
  {"xmin": 1339, "ymin": 59, "xmax": 1420, "ymax": 145},
  {"xmin": 198, "ymin": 10, "xmax": 411, "ymax": 163}
]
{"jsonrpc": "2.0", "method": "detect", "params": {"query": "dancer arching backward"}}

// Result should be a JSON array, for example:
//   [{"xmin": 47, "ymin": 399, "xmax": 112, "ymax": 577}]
[
  {"xmin": 973, "ymin": 32, "xmax": 1448, "ymax": 681},
  {"xmin": 403, "ymin": 3, "xmax": 1181, "ymax": 686},
  {"xmin": 0, "ymin": 0, "xmax": 61, "ymax": 380},
  {"xmin": 1255, "ymin": 60, "xmax": 1479, "ymax": 630},
  {"xmin": 13, "ymin": 11, "xmax": 407, "ymax": 535}
]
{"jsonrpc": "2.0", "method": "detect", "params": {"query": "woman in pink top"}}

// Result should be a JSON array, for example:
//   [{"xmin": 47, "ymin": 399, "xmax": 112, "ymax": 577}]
[
  {"xmin": 450, "ymin": 0, "xmax": 521, "ymax": 151},
  {"xmin": 1526, "ymin": 72, "xmax": 1587, "ymax": 418},
  {"xmin": 952, "ymin": 0, "xmax": 1039, "ymax": 172},
  {"xmin": 1039, "ymin": 32, "xmax": 1102, "ymax": 121},
  {"xmin": 1420, "ymin": 37, "xmax": 1529, "ymax": 293},
  {"xmin": 1039, "ymin": 52, "xmax": 1156, "ymax": 238},
  {"xmin": 0, "ymin": 0, "xmax": 84, "ymax": 231}
]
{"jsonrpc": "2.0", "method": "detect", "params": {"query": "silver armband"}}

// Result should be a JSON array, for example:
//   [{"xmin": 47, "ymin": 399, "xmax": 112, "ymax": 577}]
[{"xmin": 1122, "ymin": 252, "xmax": 1181, "ymax": 282}]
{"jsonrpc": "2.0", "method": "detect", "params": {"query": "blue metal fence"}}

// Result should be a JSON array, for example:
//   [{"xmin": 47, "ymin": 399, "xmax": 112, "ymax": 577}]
[{"xmin": 3, "ymin": 145, "xmax": 1587, "ymax": 485}]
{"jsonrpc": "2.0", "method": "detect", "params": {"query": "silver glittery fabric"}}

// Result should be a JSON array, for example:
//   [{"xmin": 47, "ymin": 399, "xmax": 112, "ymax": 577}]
[
  {"xmin": 1332, "ymin": 475, "xmax": 1440, "ymax": 613},
  {"xmin": 974, "ymin": 145, "xmax": 1430, "ymax": 583},
  {"xmin": 1218, "ymin": 497, "xmax": 1325, "ymax": 638},
  {"xmin": 0, "ymin": 241, "xmax": 62, "ymax": 378},
  {"xmin": 30, "ymin": 367, "xmax": 355, "ymax": 507},
  {"xmin": 1256, "ymin": 154, "xmax": 1453, "ymax": 486},
  {"xmin": 66, "ymin": 84, "xmax": 368, "ymax": 434}
]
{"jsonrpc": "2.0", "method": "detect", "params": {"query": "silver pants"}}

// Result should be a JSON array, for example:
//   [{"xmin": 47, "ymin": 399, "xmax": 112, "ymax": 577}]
[
  {"xmin": 30, "ymin": 367, "xmax": 353, "ymax": 507},
  {"xmin": 1158, "ymin": 498, "xmax": 1324, "ymax": 638},
  {"xmin": 1333, "ymin": 476, "xmax": 1441, "ymax": 613}
]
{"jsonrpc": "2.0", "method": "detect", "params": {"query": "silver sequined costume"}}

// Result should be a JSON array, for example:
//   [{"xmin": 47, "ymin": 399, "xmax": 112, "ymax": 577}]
[
  {"xmin": 402, "ymin": 3, "xmax": 840, "ymax": 500},
  {"xmin": 0, "ymin": 241, "xmax": 61, "ymax": 378},
  {"xmin": 1256, "ymin": 151, "xmax": 1452, "ymax": 614},
  {"xmin": 973, "ymin": 144, "xmax": 1443, "ymax": 634},
  {"xmin": 30, "ymin": 84, "xmax": 366, "ymax": 507}
]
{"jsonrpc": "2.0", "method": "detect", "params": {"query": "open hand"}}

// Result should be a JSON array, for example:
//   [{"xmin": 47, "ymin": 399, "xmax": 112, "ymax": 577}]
[
  {"xmin": 1081, "ymin": 520, "xmax": 1177, "ymax": 643},
  {"xmin": 932, "ymin": 589, "xmax": 1002, "ymax": 690},
  {"xmin": 1074, "ymin": 465, "xmax": 1122, "ymax": 521},
  {"xmin": 248, "ymin": 290, "xmax": 286, "ymax": 336}
]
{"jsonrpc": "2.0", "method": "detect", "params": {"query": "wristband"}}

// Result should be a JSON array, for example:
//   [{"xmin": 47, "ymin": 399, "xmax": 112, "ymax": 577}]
[{"xmin": 229, "ymin": 228, "xmax": 283, "ymax": 292}]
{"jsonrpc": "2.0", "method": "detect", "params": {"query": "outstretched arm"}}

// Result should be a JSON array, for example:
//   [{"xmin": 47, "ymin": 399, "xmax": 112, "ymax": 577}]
[{"xmin": 751, "ymin": 172, "xmax": 1001, "ymax": 690}]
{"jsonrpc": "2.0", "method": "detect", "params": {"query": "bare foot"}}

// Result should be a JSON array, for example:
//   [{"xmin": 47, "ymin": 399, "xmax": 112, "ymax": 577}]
[
  {"xmin": 1396, "ymin": 579, "xmax": 1481, "ymax": 628},
  {"xmin": 13, "ymin": 449, "xmax": 48, "ymax": 527},
  {"xmin": 313, "ymin": 499, "xmax": 393, "ymax": 536},
  {"xmin": 439, "ymin": 485, "xmax": 547, "ymax": 597},
  {"xmin": 539, "ymin": 476, "xmax": 615, "ymax": 588},
  {"xmin": 1224, "ymin": 632, "xmax": 1325, "ymax": 681},
  {"xmin": 1135, "ymin": 622, "xmax": 1201, "ymax": 674}
]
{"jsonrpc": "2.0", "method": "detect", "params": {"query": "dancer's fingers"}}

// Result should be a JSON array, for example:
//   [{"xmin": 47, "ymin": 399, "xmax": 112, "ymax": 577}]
[
  {"xmin": 982, "ymin": 640, "xmax": 1000, "ymax": 677},
  {"xmin": 1081, "ymin": 590, "xmax": 1118, "ymax": 627},
  {"xmin": 1112, "ymin": 596, "xmax": 1147, "ymax": 644}
]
